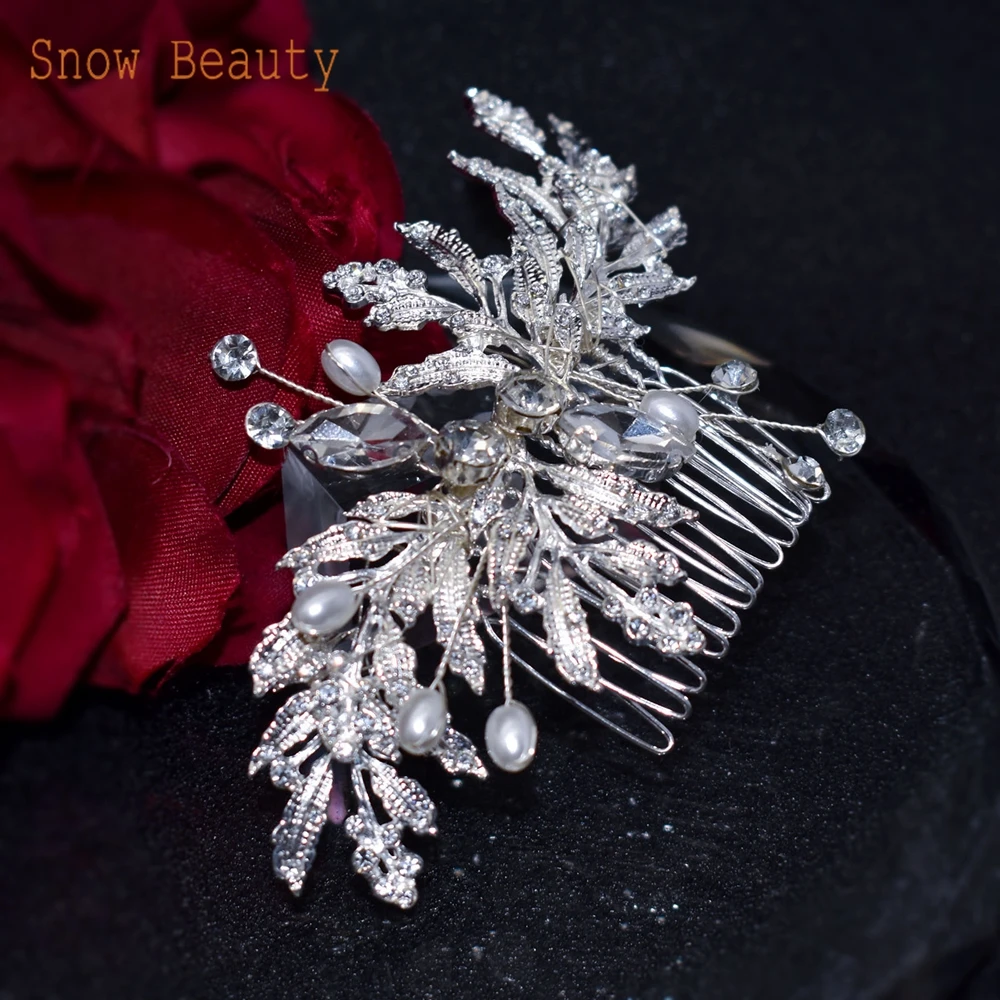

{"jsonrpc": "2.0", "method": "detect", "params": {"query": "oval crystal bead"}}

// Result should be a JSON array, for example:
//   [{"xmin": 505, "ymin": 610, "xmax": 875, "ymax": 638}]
[
  {"xmin": 555, "ymin": 402, "xmax": 695, "ymax": 481},
  {"xmin": 289, "ymin": 402, "xmax": 429, "ymax": 471}
]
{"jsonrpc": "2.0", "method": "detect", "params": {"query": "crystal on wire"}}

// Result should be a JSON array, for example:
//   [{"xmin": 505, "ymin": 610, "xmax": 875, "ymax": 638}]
[{"xmin": 210, "ymin": 334, "xmax": 258, "ymax": 382}]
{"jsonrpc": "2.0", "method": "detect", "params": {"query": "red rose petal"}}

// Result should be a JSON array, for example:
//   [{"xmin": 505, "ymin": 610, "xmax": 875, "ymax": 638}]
[
  {"xmin": 0, "ymin": 357, "xmax": 125, "ymax": 718},
  {"xmin": 86, "ymin": 422, "xmax": 240, "ymax": 691}
]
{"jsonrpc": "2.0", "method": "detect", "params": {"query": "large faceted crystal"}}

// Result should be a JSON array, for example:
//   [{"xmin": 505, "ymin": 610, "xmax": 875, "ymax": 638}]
[
  {"xmin": 289, "ymin": 403, "xmax": 429, "ymax": 471},
  {"xmin": 556, "ymin": 402, "xmax": 692, "ymax": 481}
]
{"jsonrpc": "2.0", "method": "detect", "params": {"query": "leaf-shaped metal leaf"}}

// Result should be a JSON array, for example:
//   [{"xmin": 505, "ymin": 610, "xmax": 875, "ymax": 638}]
[
  {"xmin": 249, "ymin": 616, "xmax": 327, "ymax": 697},
  {"xmin": 280, "ymin": 521, "xmax": 403, "ymax": 586},
  {"xmin": 542, "ymin": 557, "xmax": 600, "ymax": 690},
  {"xmin": 372, "ymin": 641, "xmax": 417, "ymax": 706},
  {"xmin": 563, "ymin": 217, "xmax": 602, "ymax": 280},
  {"xmin": 368, "ymin": 757, "xmax": 437, "ymax": 834},
  {"xmin": 609, "ymin": 263, "xmax": 695, "ymax": 306},
  {"xmin": 348, "ymin": 492, "xmax": 432, "ymax": 522},
  {"xmin": 366, "ymin": 291, "xmax": 462, "ymax": 331},
  {"xmin": 466, "ymin": 87, "xmax": 547, "ymax": 159},
  {"xmin": 448, "ymin": 152, "xmax": 566, "ymax": 230},
  {"xmin": 589, "ymin": 538, "xmax": 685, "ymax": 588},
  {"xmin": 510, "ymin": 235, "xmax": 560, "ymax": 329},
  {"xmin": 250, "ymin": 689, "xmax": 319, "ymax": 778},
  {"xmin": 546, "ymin": 497, "xmax": 611, "ymax": 539},
  {"xmin": 397, "ymin": 221, "xmax": 485, "ymax": 301},
  {"xmin": 540, "ymin": 464, "xmax": 697, "ymax": 529},
  {"xmin": 389, "ymin": 554, "xmax": 435, "ymax": 627},
  {"xmin": 381, "ymin": 349, "xmax": 518, "ymax": 396},
  {"xmin": 487, "ymin": 510, "xmax": 536, "ymax": 605},
  {"xmin": 617, "ymin": 206, "xmax": 688, "ymax": 269},
  {"xmin": 433, "ymin": 728, "xmax": 488, "ymax": 779},
  {"xmin": 433, "ymin": 541, "xmax": 486, "ymax": 694},
  {"xmin": 547, "ymin": 113, "xmax": 588, "ymax": 166},
  {"xmin": 271, "ymin": 755, "xmax": 334, "ymax": 895}
]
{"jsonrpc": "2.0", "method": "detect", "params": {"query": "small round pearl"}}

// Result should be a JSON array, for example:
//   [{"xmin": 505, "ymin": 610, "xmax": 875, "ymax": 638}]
[
  {"xmin": 290, "ymin": 580, "xmax": 359, "ymax": 638},
  {"xmin": 485, "ymin": 701, "xmax": 537, "ymax": 773},
  {"xmin": 321, "ymin": 339, "xmax": 382, "ymax": 396},
  {"xmin": 638, "ymin": 390, "xmax": 700, "ymax": 442},
  {"xmin": 396, "ymin": 687, "xmax": 448, "ymax": 755}
]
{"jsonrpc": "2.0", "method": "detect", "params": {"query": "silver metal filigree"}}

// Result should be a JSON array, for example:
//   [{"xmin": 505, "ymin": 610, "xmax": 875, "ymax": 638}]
[{"xmin": 231, "ymin": 89, "xmax": 866, "ymax": 908}]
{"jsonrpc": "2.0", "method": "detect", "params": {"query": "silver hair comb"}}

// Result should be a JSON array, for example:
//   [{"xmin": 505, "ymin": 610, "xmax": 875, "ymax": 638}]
[{"xmin": 210, "ymin": 89, "xmax": 865, "ymax": 908}]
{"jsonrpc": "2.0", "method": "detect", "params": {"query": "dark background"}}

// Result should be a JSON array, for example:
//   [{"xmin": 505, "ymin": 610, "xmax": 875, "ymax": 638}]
[{"xmin": 2, "ymin": 1, "xmax": 999, "ymax": 998}]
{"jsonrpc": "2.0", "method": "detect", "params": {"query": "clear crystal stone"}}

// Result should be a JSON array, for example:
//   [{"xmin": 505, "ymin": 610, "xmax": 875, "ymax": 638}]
[
  {"xmin": 821, "ymin": 408, "xmax": 866, "ymax": 456},
  {"xmin": 245, "ymin": 403, "xmax": 297, "ymax": 450},
  {"xmin": 510, "ymin": 585, "xmax": 543, "ymax": 615},
  {"xmin": 493, "ymin": 372, "xmax": 565, "ymax": 433},
  {"xmin": 321, "ymin": 271, "xmax": 337, "ymax": 290},
  {"xmin": 290, "ymin": 403, "xmax": 429, "ymax": 471},
  {"xmin": 435, "ymin": 420, "xmax": 509, "ymax": 486},
  {"xmin": 555, "ymin": 402, "xmax": 693, "ymax": 482},
  {"xmin": 782, "ymin": 454, "xmax": 826, "ymax": 490},
  {"xmin": 711, "ymin": 359, "xmax": 758, "ymax": 391},
  {"xmin": 601, "ymin": 595, "xmax": 624, "ymax": 621},
  {"xmin": 341, "ymin": 283, "xmax": 366, "ymax": 306},
  {"xmin": 210, "ymin": 334, "xmax": 258, "ymax": 381}
]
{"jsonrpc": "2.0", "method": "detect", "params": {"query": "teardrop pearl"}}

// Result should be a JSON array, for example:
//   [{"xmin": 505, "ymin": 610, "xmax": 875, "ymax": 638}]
[
  {"xmin": 321, "ymin": 339, "xmax": 382, "ymax": 396},
  {"xmin": 485, "ymin": 701, "xmax": 537, "ymax": 773},
  {"xmin": 290, "ymin": 580, "xmax": 359, "ymax": 638},
  {"xmin": 638, "ymin": 390, "xmax": 700, "ymax": 442},
  {"xmin": 396, "ymin": 687, "xmax": 448, "ymax": 755}
]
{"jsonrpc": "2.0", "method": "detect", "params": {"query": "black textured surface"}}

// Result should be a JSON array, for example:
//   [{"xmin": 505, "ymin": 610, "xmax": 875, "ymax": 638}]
[{"xmin": 2, "ymin": 2, "xmax": 1000, "ymax": 998}]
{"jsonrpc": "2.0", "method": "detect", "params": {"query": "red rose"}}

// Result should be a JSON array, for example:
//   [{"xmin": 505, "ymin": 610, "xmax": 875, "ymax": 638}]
[{"xmin": 0, "ymin": 0, "xmax": 447, "ymax": 718}]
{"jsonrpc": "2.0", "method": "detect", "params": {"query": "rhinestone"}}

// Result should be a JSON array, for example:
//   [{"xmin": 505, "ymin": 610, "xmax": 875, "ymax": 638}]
[
  {"xmin": 341, "ymin": 283, "xmax": 366, "ymax": 306},
  {"xmin": 210, "ymin": 334, "xmax": 258, "ymax": 381},
  {"xmin": 711, "ymin": 359, "xmax": 758, "ymax": 391},
  {"xmin": 494, "ymin": 372, "xmax": 565, "ymax": 434},
  {"xmin": 376, "ymin": 258, "xmax": 397, "ymax": 274},
  {"xmin": 321, "ymin": 271, "xmax": 337, "ymax": 290},
  {"xmin": 290, "ymin": 402, "xmax": 429, "ymax": 471},
  {"xmin": 664, "ymin": 603, "xmax": 692, "ymax": 626},
  {"xmin": 511, "ymin": 586, "xmax": 543, "ymax": 615},
  {"xmin": 821, "ymin": 409, "xmax": 866, "ymax": 457},
  {"xmin": 245, "ymin": 403, "xmax": 297, "ymax": 449},
  {"xmin": 434, "ymin": 420, "xmax": 510, "ymax": 486},
  {"xmin": 636, "ymin": 587, "xmax": 662, "ymax": 612},
  {"xmin": 625, "ymin": 617, "xmax": 650, "ymax": 640},
  {"xmin": 555, "ymin": 402, "xmax": 693, "ymax": 482},
  {"xmin": 601, "ymin": 595, "xmax": 624, "ymax": 621},
  {"xmin": 782, "ymin": 454, "xmax": 826, "ymax": 490}
]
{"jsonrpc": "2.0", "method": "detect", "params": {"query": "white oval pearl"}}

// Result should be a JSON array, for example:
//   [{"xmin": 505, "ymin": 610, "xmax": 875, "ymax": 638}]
[
  {"xmin": 638, "ymin": 390, "xmax": 700, "ymax": 442},
  {"xmin": 290, "ymin": 580, "xmax": 359, "ymax": 638},
  {"xmin": 321, "ymin": 339, "xmax": 382, "ymax": 396},
  {"xmin": 396, "ymin": 687, "xmax": 448, "ymax": 755},
  {"xmin": 485, "ymin": 701, "xmax": 537, "ymax": 773}
]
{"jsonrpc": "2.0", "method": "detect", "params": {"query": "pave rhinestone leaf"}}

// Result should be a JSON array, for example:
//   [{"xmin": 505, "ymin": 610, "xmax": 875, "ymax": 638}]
[{"xmin": 380, "ymin": 349, "xmax": 517, "ymax": 396}]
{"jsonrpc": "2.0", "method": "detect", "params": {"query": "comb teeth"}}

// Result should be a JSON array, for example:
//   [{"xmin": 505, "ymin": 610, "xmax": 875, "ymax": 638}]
[{"xmin": 225, "ymin": 91, "xmax": 864, "ymax": 909}]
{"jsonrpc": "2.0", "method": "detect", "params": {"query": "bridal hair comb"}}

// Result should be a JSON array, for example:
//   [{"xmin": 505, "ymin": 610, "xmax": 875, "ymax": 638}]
[{"xmin": 210, "ymin": 89, "xmax": 866, "ymax": 908}]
